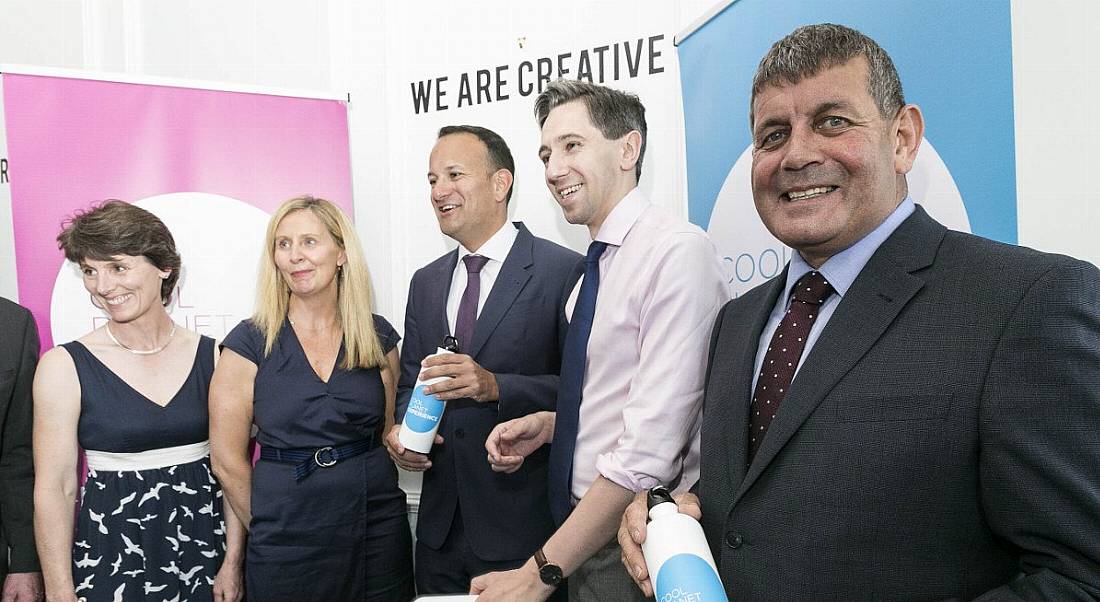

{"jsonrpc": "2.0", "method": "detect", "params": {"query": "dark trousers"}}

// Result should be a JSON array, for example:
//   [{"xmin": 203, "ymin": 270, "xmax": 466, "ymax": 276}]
[
  {"xmin": 415, "ymin": 505, "xmax": 568, "ymax": 601},
  {"xmin": 414, "ymin": 506, "xmax": 526, "ymax": 595}
]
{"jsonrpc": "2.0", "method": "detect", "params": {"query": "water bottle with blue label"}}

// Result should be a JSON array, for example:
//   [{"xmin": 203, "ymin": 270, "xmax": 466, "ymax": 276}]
[
  {"xmin": 398, "ymin": 336, "xmax": 460, "ymax": 454},
  {"xmin": 642, "ymin": 486, "xmax": 729, "ymax": 602}
]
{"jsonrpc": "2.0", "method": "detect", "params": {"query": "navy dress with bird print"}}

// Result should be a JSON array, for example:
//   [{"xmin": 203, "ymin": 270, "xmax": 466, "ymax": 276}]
[{"xmin": 64, "ymin": 336, "xmax": 226, "ymax": 602}]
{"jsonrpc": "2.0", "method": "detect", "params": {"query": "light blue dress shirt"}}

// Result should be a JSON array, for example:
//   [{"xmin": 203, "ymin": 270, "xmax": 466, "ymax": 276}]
[{"xmin": 750, "ymin": 197, "xmax": 917, "ymax": 393}]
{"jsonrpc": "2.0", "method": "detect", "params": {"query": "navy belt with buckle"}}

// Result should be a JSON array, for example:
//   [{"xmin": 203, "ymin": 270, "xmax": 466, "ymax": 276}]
[{"xmin": 259, "ymin": 434, "xmax": 381, "ymax": 481}]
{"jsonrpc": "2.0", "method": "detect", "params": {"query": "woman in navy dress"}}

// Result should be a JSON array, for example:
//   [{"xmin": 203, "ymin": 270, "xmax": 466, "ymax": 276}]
[
  {"xmin": 33, "ymin": 201, "xmax": 245, "ymax": 601},
  {"xmin": 210, "ymin": 196, "xmax": 414, "ymax": 601}
]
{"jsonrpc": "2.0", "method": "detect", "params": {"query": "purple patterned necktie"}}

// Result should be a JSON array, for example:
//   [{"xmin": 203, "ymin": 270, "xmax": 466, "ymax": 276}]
[
  {"xmin": 454, "ymin": 254, "xmax": 489, "ymax": 350},
  {"xmin": 748, "ymin": 270, "xmax": 834, "ymax": 462}
]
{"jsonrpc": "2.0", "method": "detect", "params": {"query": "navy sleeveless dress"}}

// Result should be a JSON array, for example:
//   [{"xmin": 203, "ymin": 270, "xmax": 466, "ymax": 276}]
[
  {"xmin": 63, "ymin": 336, "xmax": 227, "ymax": 602},
  {"xmin": 221, "ymin": 316, "xmax": 413, "ymax": 601}
]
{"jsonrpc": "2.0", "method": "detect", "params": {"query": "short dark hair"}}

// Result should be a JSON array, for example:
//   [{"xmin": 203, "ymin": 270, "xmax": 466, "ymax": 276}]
[
  {"xmin": 56, "ymin": 200, "xmax": 181, "ymax": 305},
  {"xmin": 438, "ymin": 125, "xmax": 516, "ymax": 203},
  {"xmin": 751, "ymin": 23, "xmax": 905, "ymax": 127},
  {"xmin": 534, "ymin": 79, "xmax": 647, "ymax": 181}
]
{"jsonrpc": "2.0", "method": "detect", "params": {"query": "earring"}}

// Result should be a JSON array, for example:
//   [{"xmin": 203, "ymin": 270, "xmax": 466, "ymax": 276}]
[{"xmin": 160, "ymin": 272, "xmax": 170, "ymax": 280}]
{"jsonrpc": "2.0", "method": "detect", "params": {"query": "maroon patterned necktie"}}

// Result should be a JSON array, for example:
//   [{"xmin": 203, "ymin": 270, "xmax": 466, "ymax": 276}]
[
  {"xmin": 748, "ymin": 270, "xmax": 835, "ymax": 462},
  {"xmin": 454, "ymin": 254, "xmax": 489, "ymax": 350}
]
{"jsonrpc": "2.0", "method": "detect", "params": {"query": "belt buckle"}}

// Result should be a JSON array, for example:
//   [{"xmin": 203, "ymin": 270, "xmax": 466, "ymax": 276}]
[{"xmin": 314, "ymin": 446, "xmax": 337, "ymax": 468}]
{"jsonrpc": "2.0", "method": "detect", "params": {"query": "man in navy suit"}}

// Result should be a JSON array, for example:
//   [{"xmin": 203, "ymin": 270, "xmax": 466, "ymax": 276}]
[
  {"xmin": 385, "ymin": 125, "xmax": 581, "ymax": 595},
  {"xmin": 620, "ymin": 23, "xmax": 1100, "ymax": 599}
]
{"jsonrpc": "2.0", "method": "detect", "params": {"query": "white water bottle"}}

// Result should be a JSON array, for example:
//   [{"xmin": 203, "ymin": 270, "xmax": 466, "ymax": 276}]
[
  {"xmin": 398, "ymin": 336, "xmax": 459, "ymax": 454},
  {"xmin": 641, "ymin": 486, "xmax": 728, "ymax": 602}
]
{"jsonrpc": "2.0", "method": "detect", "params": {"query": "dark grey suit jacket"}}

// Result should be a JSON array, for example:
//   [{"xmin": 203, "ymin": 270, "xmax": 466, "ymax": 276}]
[
  {"xmin": 396, "ymin": 222, "xmax": 582, "ymax": 561},
  {"xmin": 0, "ymin": 297, "xmax": 40, "ymax": 577},
  {"xmin": 698, "ymin": 206, "xmax": 1100, "ymax": 600}
]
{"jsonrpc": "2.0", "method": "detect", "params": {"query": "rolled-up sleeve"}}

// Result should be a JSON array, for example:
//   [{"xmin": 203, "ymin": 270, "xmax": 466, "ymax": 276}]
[{"xmin": 575, "ymin": 226, "xmax": 728, "ymax": 498}]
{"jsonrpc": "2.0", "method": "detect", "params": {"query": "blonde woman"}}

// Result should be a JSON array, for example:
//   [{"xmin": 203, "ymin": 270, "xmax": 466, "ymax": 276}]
[
  {"xmin": 210, "ymin": 197, "xmax": 413, "ymax": 601},
  {"xmin": 33, "ymin": 201, "xmax": 244, "ymax": 601}
]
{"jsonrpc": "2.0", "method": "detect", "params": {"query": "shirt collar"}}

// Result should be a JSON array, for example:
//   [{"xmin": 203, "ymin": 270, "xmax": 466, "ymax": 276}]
[
  {"xmin": 785, "ymin": 196, "xmax": 916, "ymax": 299},
  {"xmin": 458, "ymin": 221, "xmax": 518, "ymax": 264},
  {"xmin": 593, "ymin": 187, "xmax": 647, "ymax": 247}
]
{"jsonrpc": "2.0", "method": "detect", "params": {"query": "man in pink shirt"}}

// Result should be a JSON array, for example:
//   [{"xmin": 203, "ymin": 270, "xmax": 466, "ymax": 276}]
[{"xmin": 471, "ymin": 80, "xmax": 729, "ymax": 601}]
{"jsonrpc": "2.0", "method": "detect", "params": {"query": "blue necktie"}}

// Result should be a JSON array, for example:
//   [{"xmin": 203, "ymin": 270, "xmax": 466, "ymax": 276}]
[{"xmin": 548, "ymin": 240, "xmax": 608, "ymax": 526}]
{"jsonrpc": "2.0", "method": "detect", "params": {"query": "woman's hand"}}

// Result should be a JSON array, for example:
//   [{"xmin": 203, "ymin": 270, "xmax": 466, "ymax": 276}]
[{"xmin": 212, "ymin": 559, "xmax": 244, "ymax": 602}]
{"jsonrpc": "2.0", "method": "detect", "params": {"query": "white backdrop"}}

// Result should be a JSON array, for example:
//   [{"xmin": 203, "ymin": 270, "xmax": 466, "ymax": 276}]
[{"xmin": 380, "ymin": 4, "xmax": 700, "ymax": 311}]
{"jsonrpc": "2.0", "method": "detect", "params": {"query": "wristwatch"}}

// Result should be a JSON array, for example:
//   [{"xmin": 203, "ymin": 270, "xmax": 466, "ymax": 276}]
[{"xmin": 534, "ymin": 547, "xmax": 563, "ymax": 587}]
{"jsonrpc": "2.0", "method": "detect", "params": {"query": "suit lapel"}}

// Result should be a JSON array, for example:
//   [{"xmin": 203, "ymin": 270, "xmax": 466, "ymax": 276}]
[
  {"xmin": 427, "ymin": 250, "xmax": 458, "ymax": 345},
  {"xmin": 734, "ymin": 207, "xmax": 945, "ymax": 503},
  {"xmin": 466, "ymin": 223, "xmax": 533, "ymax": 359},
  {"xmin": 715, "ymin": 272, "xmax": 786, "ymax": 493}
]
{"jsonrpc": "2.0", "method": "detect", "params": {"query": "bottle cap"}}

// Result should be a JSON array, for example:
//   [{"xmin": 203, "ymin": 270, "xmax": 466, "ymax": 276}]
[
  {"xmin": 647, "ymin": 486, "xmax": 678, "ymax": 522},
  {"xmin": 442, "ymin": 335, "xmax": 461, "ymax": 353},
  {"xmin": 647, "ymin": 486, "xmax": 675, "ymax": 510}
]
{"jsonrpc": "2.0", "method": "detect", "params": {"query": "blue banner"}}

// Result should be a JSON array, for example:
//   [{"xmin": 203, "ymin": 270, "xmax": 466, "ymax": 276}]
[{"xmin": 678, "ymin": 0, "xmax": 1015, "ymax": 295}]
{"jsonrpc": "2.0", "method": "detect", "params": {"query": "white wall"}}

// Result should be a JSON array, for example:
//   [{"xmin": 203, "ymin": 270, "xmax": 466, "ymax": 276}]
[
  {"xmin": 0, "ymin": 0, "xmax": 83, "ymax": 69},
  {"xmin": 1011, "ymin": 0, "xmax": 1099, "ymax": 264}
]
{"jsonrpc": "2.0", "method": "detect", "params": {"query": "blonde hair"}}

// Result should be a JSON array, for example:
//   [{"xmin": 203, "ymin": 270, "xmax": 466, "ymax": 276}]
[{"xmin": 253, "ymin": 196, "xmax": 385, "ymax": 370}]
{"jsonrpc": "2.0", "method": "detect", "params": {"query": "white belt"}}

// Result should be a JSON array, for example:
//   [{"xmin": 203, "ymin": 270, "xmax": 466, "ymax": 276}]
[{"xmin": 85, "ymin": 440, "xmax": 210, "ymax": 472}]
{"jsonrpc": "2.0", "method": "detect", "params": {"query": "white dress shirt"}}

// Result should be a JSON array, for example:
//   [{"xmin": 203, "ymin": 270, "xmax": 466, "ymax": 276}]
[
  {"xmin": 566, "ymin": 188, "xmax": 730, "ymax": 501},
  {"xmin": 446, "ymin": 222, "xmax": 519, "ymax": 337}
]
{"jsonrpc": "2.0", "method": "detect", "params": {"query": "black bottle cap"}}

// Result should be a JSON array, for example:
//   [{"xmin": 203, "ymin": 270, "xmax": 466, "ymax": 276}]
[
  {"xmin": 441, "ymin": 335, "xmax": 460, "ymax": 353},
  {"xmin": 647, "ymin": 485, "xmax": 675, "ymax": 511}
]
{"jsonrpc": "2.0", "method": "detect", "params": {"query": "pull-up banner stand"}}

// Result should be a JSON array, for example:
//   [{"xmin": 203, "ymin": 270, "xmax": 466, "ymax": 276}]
[
  {"xmin": 676, "ymin": 0, "xmax": 1016, "ymax": 297},
  {"xmin": 0, "ymin": 68, "xmax": 354, "ymax": 349}
]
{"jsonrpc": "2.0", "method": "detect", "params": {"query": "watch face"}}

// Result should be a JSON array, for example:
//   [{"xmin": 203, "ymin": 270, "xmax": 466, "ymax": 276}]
[{"xmin": 539, "ymin": 563, "xmax": 563, "ymax": 586}]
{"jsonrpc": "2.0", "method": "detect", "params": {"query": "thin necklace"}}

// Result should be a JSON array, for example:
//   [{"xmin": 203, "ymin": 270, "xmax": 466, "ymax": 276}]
[
  {"xmin": 288, "ymin": 316, "xmax": 338, "ymax": 330},
  {"xmin": 104, "ymin": 322, "xmax": 176, "ymax": 355}
]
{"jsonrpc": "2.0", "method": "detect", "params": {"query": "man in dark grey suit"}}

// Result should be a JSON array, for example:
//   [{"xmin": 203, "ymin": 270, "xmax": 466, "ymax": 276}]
[
  {"xmin": 0, "ymin": 297, "xmax": 44, "ymax": 601},
  {"xmin": 621, "ymin": 23, "xmax": 1100, "ymax": 599},
  {"xmin": 385, "ymin": 125, "xmax": 581, "ymax": 595}
]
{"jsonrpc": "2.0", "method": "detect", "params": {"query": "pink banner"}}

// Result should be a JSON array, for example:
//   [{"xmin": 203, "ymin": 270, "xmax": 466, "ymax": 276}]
[{"xmin": 1, "ymin": 73, "xmax": 353, "ymax": 349}]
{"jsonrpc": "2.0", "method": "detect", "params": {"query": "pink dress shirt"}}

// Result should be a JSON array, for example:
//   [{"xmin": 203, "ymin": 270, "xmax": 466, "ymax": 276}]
[{"xmin": 566, "ymin": 188, "xmax": 729, "ymax": 501}]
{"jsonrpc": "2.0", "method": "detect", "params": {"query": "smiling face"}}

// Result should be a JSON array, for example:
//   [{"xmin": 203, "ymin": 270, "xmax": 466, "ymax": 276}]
[
  {"xmin": 538, "ymin": 100, "xmax": 639, "ymax": 235},
  {"xmin": 427, "ymin": 132, "xmax": 509, "ymax": 251},
  {"xmin": 750, "ymin": 57, "xmax": 920, "ymax": 267},
  {"xmin": 81, "ymin": 255, "xmax": 169, "ymax": 323},
  {"xmin": 272, "ymin": 209, "xmax": 347, "ymax": 300}
]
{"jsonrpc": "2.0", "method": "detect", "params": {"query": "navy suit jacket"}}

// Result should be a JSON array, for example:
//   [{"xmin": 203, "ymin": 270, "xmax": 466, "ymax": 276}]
[
  {"xmin": 396, "ymin": 222, "xmax": 582, "ymax": 561},
  {"xmin": 698, "ymin": 207, "xmax": 1100, "ymax": 600}
]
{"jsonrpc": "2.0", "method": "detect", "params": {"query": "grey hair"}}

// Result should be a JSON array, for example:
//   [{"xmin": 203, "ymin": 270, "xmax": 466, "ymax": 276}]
[
  {"xmin": 534, "ymin": 79, "xmax": 647, "ymax": 181},
  {"xmin": 751, "ymin": 23, "xmax": 904, "ymax": 126}
]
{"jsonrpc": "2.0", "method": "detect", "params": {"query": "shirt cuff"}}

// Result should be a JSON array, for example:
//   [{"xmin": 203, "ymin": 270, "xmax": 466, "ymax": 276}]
[{"xmin": 595, "ymin": 452, "xmax": 669, "ymax": 494}]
